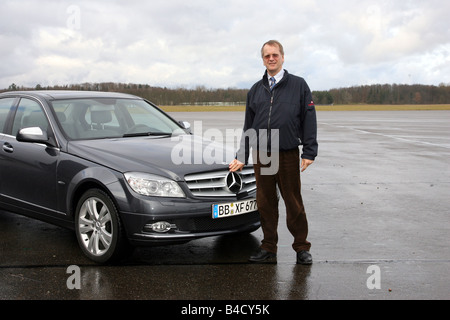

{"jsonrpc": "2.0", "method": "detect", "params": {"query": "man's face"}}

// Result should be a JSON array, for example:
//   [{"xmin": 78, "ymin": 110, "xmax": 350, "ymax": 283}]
[{"xmin": 262, "ymin": 44, "xmax": 284, "ymax": 76}]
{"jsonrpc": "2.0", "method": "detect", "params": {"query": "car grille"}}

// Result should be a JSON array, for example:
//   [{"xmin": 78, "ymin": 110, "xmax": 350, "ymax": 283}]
[{"xmin": 184, "ymin": 167, "xmax": 256, "ymax": 197}]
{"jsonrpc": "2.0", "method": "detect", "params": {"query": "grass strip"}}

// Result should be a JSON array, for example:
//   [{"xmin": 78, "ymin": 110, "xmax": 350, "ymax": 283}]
[{"xmin": 159, "ymin": 104, "xmax": 450, "ymax": 112}]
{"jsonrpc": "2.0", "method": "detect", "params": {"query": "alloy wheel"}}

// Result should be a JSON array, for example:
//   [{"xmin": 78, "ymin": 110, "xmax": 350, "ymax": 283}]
[{"xmin": 78, "ymin": 197, "xmax": 113, "ymax": 257}]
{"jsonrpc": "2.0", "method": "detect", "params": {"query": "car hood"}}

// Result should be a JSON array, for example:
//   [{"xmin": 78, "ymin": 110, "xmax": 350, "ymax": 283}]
[{"xmin": 67, "ymin": 134, "xmax": 235, "ymax": 181}]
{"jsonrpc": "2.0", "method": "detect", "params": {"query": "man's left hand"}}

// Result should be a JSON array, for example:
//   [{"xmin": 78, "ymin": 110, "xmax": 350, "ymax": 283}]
[{"xmin": 301, "ymin": 159, "xmax": 314, "ymax": 172}]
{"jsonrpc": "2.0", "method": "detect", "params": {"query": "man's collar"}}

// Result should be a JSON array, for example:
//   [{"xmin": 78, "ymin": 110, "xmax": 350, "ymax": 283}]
[{"xmin": 265, "ymin": 69, "xmax": 286, "ymax": 83}]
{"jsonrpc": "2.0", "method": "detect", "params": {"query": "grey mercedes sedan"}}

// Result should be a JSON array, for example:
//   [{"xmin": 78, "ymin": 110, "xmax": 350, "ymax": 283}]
[{"xmin": 0, "ymin": 91, "xmax": 259, "ymax": 263}]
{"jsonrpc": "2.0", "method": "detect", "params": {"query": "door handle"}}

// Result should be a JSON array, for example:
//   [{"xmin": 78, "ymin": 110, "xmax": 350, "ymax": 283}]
[{"xmin": 2, "ymin": 142, "xmax": 13, "ymax": 153}]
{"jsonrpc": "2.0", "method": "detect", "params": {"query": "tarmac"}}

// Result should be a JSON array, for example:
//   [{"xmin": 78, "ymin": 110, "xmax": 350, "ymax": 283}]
[{"xmin": 0, "ymin": 110, "xmax": 449, "ymax": 303}]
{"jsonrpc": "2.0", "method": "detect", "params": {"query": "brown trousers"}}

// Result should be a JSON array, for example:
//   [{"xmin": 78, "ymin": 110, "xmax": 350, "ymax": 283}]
[{"xmin": 253, "ymin": 148, "xmax": 311, "ymax": 253}]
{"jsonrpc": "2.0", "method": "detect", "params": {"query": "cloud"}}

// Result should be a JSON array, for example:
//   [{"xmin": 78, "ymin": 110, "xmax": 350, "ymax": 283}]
[{"xmin": 0, "ymin": 0, "xmax": 449, "ymax": 91}]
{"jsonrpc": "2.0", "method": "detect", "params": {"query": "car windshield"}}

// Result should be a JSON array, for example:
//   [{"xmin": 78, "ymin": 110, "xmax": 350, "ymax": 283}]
[{"xmin": 50, "ymin": 98, "xmax": 182, "ymax": 140}]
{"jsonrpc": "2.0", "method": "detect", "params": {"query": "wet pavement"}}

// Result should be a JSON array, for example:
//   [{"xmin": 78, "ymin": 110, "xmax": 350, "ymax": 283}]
[{"xmin": 1, "ymin": 110, "xmax": 449, "ymax": 303}]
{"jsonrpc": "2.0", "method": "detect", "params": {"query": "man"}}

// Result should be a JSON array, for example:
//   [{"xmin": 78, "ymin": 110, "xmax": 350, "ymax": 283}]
[{"xmin": 229, "ymin": 40, "xmax": 318, "ymax": 265}]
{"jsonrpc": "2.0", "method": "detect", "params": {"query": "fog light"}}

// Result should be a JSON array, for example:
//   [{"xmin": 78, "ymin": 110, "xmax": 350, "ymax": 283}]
[{"xmin": 146, "ymin": 221, "xmax": 176, "ymax": 233}]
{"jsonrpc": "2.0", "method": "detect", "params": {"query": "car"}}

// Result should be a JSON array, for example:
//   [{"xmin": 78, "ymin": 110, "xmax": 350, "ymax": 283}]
[{"xmin": 0, "ymin": 90, "xmax": 260, "ymax": 263}]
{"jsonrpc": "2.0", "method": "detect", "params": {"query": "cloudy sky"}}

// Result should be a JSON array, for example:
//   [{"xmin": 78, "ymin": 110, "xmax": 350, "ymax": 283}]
[{"xmin": 1, "ymin": 0, "xmax": 449, "ymax": 91}]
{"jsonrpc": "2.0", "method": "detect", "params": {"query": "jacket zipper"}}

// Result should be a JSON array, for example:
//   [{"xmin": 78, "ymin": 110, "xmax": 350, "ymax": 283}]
[
  {"xmin": 267, "ymin": 89, "xmax": 274, "ymax": 151},
  {"xmin": 268, "ymin": 91, "xmax": 274, "ymax": 130}
]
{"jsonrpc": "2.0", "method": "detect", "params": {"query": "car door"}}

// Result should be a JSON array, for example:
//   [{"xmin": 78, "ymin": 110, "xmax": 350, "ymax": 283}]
[
  {"xmin": 0, "ymin": 97, "xmax": 17, "ymax": 200},
  {"xmin": 0, "ymin": 97, "xmax": 59, "ymax": 215}
]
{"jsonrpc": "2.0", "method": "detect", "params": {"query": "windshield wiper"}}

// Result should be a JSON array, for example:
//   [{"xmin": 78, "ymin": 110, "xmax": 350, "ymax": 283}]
[{"xmin": 122, "ymin": 132, "xmax": 172, "ymax": 138}]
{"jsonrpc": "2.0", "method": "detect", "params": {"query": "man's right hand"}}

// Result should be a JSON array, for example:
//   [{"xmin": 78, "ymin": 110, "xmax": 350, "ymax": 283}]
[{"xmin": 229, "ymin": 159, "xmax": 245, "ymax": 172}]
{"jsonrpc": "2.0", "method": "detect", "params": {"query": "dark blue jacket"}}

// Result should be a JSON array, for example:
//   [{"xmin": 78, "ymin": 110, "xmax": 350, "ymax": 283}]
[{"xmin": 237, "ymin": 69, "xmax": 318, "ymax": 163}]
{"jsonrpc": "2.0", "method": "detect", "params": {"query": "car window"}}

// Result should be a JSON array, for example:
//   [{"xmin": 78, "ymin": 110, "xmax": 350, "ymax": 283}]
[
  {"xmin": 0, "ymin": 97, "xmax": 15, "ymax": 133},
  {"xmin": 118, "ymin": 100, "xmax": 177, "ymax": 133},
  {"xmin": 11, "ymin": 98, "xmax": 49, "ymax": 136},
  {"xmin": 50, "ymin": 98, "xmax": 181, "ymax": 140}
]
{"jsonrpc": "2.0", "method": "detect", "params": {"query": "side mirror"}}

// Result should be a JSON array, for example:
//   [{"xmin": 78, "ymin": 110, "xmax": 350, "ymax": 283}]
[
  {"xmin": 16, "ymin": 127, "xmax": 50, "ymax": 145},
  {"xmin": 178, "ymin": 121, "xmax": 192, "ymax": 133}
]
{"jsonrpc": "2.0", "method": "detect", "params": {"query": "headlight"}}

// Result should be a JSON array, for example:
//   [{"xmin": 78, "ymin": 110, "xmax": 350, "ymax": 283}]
[{"xmin": 124, "ymin": 172, "xmax": 185, "ymax": 198}]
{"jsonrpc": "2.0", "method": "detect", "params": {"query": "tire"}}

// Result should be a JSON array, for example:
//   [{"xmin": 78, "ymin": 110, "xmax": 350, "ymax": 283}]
[{"xmin": 75, "ymin": 189, "xmax": 129, "ymax": 263}]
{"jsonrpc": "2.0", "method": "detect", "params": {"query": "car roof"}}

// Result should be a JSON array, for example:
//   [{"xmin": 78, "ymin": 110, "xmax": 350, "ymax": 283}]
[{"xmin": 0, "ymin": 90, "xmax": 140, "ymax": 101}]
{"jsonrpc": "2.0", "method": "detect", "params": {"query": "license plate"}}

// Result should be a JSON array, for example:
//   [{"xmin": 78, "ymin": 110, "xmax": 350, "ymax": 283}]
[{"xmin": 212, "ymin": 198, "xmax": 258, "ymax": 219}]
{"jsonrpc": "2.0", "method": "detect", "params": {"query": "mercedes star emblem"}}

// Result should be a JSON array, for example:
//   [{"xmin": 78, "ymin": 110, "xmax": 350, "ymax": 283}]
[{"xmin": 226, "ymin": 172, "xmax": 243, "ymax": 193}]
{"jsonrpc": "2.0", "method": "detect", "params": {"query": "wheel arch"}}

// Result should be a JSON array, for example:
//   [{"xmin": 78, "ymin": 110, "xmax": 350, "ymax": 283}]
[{"xmin": 66, "ymin": 167, "xmax": 126, "ymax": 220}]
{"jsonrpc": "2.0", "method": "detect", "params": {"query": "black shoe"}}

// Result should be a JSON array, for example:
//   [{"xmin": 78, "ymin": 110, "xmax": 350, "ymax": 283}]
[
  {"xmin": 248, "ymin": 249, "xmax": 277, "ymax": 264},
  {"xmin": 296, "ymin": 250, "xmax": 312, "ymax": 265}
]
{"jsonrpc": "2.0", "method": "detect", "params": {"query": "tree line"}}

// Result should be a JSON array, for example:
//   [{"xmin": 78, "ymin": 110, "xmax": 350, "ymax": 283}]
[
  {"xmin": 4, "ymin": 82, "xmax": 248, "ymax": 106},
  {"xmin": 4, "ymin": 82, "xmax": 450, "ymax": 105},
  {"xmin": 314, "ymin": 83, "xmax": 450, "ymax": 105}
]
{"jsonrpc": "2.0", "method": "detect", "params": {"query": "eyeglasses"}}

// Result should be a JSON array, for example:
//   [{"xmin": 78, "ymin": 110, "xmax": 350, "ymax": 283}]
[{"xmin": 263, "ymin": 54, "xmax": 280, "ymax": 60}]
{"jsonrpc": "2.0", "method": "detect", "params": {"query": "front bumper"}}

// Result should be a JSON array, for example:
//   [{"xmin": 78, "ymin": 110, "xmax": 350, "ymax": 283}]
[{"xmin": 120, "ymin": 197, "xmax": 260, "ymax": 246}]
